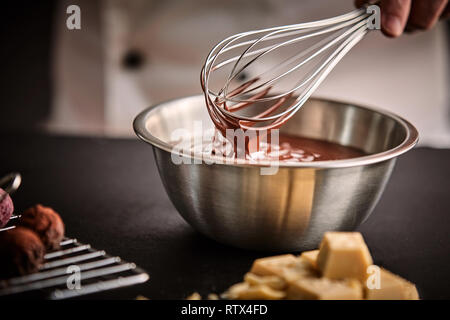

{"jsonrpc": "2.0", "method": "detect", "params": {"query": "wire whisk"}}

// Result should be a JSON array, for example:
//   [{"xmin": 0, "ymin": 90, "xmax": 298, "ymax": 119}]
[{"xmin": 201, "ymin": 7, "xmax": 377, "ymax": 134}]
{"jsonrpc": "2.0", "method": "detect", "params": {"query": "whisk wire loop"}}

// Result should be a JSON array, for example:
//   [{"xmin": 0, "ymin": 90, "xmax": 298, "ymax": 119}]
[{"xmin": 201, "ymin": 8, "xmax": 373, "ymax": 132}]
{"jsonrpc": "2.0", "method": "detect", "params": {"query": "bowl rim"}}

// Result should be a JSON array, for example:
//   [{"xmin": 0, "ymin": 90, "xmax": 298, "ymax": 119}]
[{"xmin": 133, "ymin": 95, "xmax": 419, "ymax": 169}]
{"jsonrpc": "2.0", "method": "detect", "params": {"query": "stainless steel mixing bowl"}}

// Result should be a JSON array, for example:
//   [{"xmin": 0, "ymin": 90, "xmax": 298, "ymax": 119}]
[{"xmin": 134, "ymin": 95, "xmax": 418, "ymax": 251}]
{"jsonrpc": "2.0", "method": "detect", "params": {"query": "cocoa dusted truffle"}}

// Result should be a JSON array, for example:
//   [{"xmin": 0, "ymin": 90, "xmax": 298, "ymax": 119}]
[
  {"xmin": 0, "ymin": 188, "xmax": 14, "ymax": 228},
  {"xmin": 17, "ymin": 204, "xmax": 65, "ymax": 251},
  {"xmin": 0, "ymin": 227, "xmax": 45, "ymax": 278}
]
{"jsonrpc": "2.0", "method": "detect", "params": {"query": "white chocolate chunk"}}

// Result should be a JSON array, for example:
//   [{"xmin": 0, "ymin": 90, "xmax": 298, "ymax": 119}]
[
  {"xmin": 281, "ymin": 258, "xmax": 318, "ymax": 283},
  {"xmin": 317, "ymin": 232, "xmax": 373, "ymax": 281},
  {"xmin": 300, "ymin": 250, "xmax": 319, "ymax": 270},
  {"xmin": 186, "ymin": 292, "xmax": 202, "ymax": 300},
  {"xmin": 287, "ymin": 277, "xmax": 363, "ymax": 300},
  {"xmin": 244, "ymin": 273, "xmax": 286, "ymax": 290},
  {"xmin": 224, "ymin": 282, "xmax": 285, "ymax": 300},
  {"xmin": 250, "ymin": 254, "xmax": 317, "ymax": 284},
  {"xmin": 365, "ymin": 267, "xmax": 419, "ymax": 300},
  {"xmin": 250, "ymin": 254, "xmax": 298, "ymax": 277}
]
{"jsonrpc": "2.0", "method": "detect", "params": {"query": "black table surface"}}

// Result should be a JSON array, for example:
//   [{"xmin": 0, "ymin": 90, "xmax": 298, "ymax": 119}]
[{"xmin": 1, "ymin": 132, "xmax": 449, "ymax": 300}]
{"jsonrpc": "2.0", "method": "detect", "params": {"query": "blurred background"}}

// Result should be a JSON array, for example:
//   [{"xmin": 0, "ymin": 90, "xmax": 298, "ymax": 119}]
[{"xmin": 1, "ymin": 0, "xmax": 449, "ymax": 146}]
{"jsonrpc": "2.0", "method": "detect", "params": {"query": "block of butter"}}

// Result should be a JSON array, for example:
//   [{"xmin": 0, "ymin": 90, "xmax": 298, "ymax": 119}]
[
  {"xmin": 365, "ymin": 267, "xmax": 419, "ymax": 300},
  {"xmin": 287, "ymin": 277, "xmax": 363, "ymax": 300},
  {"xmin": 317, "ymin": 232, "xmax": 373, "ymax": 281}
]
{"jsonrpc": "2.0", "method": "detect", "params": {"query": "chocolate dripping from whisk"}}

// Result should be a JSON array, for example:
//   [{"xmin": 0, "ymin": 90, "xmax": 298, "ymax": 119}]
[{"xmin": 201, "ymin": 70, "xmax": 295, "ymax": 158}]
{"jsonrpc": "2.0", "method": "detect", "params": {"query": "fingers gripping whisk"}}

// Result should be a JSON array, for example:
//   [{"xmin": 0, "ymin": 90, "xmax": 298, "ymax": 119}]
[{"xmin": 201, "ymin": 8, "xmax": 374, "ymax": 133}]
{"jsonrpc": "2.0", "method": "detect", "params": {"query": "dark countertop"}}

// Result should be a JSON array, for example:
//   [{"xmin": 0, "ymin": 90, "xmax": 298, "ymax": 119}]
[{"xmin": 0, "ymin": 132, "xmax": 449, "ymax": 299}]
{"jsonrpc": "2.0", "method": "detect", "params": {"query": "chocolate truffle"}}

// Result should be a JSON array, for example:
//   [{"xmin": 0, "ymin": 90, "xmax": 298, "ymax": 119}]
[
  {"xmin": 17, "ymin": 204, "xmax": 65, "ymax": 251},
  {"xmin": 0, "ymin": 227, "xmax": 45, "ymax": 278},
  {"xmin": 0, "ymin": 188, "xmax": 14, "ymax": 228}
]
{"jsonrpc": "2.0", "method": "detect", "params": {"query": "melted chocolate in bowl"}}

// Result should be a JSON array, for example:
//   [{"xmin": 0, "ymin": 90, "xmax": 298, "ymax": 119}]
[
  {"xmin": 275, "ymin": 133, "xmax": 367, "ymax": 162},
  {"xmin": 188, "ymin": 132, "xmax": 368, "ymax": 163}
]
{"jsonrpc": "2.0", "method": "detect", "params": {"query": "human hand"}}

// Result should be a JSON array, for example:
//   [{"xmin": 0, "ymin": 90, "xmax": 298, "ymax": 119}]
[{"xmin": 355, "ymin": 0, "xmax": 450, "ymax": 37}]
